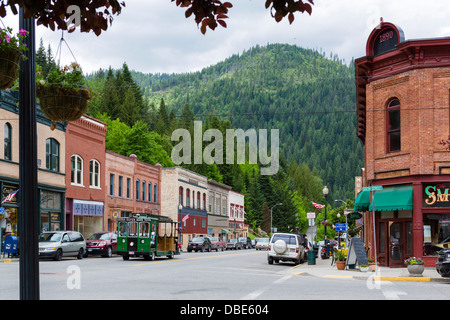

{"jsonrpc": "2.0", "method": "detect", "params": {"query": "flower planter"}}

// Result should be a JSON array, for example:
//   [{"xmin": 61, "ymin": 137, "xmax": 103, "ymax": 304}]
[
  {"xmin": 407, "ymin": 264, "xmax": 425, "ymax": 277},
  {"xmin": 360, "ymin": 266, "xmax": 369, "ymax": 272},
  {"xmin": 37, "ymin": 83, "xmax": 90, "ymax": 129},
  {"xmin": 0, "ymin": 48, "xmax": 21, "ymax": 90},
  {"xmin": 368, "ymin": 262, "xmax": 377, "ymax": 272},
  {"xmin": 336, "ymin": 260, "xmax": 346, "ymax": 270}
]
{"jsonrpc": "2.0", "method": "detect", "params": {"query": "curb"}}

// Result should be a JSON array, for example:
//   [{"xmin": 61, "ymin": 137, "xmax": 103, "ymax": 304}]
[{"xmin": 293, "ymin": 270, "xmax": 450, "ymax": 283}]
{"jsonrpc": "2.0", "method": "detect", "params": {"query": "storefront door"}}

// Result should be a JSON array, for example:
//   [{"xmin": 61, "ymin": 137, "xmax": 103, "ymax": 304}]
[{"xmin": 389, "ymin": 222, "xmax": 404, "ymax": 267}]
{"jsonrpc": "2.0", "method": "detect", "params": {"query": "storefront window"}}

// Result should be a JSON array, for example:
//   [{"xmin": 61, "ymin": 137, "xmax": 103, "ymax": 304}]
[{"xmin": 423, "ymin": 213, "xmax": 450, "ymax": 256}]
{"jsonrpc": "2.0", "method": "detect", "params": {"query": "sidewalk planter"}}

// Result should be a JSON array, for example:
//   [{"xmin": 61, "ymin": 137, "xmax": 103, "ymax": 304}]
[
  {"xmin": 368, "ymin": 262, "xmax": 377, "ymax": 272},
  {"xmin": 404, "ymin": 257, "xmax": 425, "ymax": 277},
  {"xmin": 336, "ymin": 260, "xmax": 346, "ymax": 270},
  {"xmin": 360, "ymin": 264, "xmax": 369, "ymax": 272},
  {"xmin": 0, "ymin": 48, "xmax": 21, "ymax": 90},
  {"xmin": 407, "ymin": 264, "xmax": 425, "ymax": 277}
]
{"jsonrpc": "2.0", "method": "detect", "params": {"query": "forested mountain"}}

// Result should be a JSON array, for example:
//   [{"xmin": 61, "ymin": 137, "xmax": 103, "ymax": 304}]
[
  {"xmin": 129, "ymin": 44, "xmax": 363, "ymax": 201},
  {"xmin": 65, "ymin": 42, "xmax": 362, "ymax": 238}
]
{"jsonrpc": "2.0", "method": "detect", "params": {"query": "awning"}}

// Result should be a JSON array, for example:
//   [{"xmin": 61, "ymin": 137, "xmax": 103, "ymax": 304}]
[
  {"xmin": 221, "ymin": 229, "xmax": 230, "ymax": 234},
  {"xmin": 368, "ymin": 185, "xmax": 413, "ymax": 212},
  {"xmin": 354, "ymin": 190, "xmax": 371, "ymax": 212}
]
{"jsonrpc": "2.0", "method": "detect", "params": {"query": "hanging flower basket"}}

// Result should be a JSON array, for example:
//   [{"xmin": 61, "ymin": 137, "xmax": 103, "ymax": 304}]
[
  {"xmin": 0, "ymin": 48, "xmax": 21, "ymax": 89},
  {"xmin": 0, "ymin": 27, "xmax": 28, "ymax": 90},
  {"xmin": 36, "ymin": 62, "xmax": 90, "ymax": 129}
]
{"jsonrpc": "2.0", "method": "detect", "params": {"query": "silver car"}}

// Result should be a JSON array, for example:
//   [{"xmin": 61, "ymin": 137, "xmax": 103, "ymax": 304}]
[
  {"xmin": 39, "ymin": 231, "xmax": 86, "ymax": 261},
  {"xmin": 256, "ymin": 237, "xmax": 270, "ymax": 250}
]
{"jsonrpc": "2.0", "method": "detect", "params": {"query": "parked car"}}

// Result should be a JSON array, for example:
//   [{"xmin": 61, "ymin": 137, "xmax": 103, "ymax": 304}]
[
  {"xmin": 267, "ymin": 232, "xmax": 306, "ymax": 265},
  {"xmin": 238, "ymin": 237, "xmax": 252, "ymax": 249},
  {"xmin": 207, "ymin": 237, "xmax": 226, "ymax": 251},
  {"xmin": 187, "ymin": 237, "xmax": 212, "ymax": 252},
  {"xmin": 39, "ymin": 231, "xmax": 86, "ymax": 261},
  {"xmin": 256, "ymin": 237, "xmax": 270, "ymax": 250},
  {"xmin": 251, "ymin": 239, "xmax": 256, "ymax": 248},
  {"xmin": 84, "ymin": 231, "xmax": 117, "ymax": 258},
  {"xmin": 226, "ymin": 239, "xmax": 243, "ymax": 250},
  {"xmin": 436, "ymin": 248, "xmax": 450, "ymax": 277}
]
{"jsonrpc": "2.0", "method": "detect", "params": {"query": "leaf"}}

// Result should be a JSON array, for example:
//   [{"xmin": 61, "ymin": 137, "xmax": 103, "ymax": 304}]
[
  {"xmin": 287, "ymin": 12, "xmax": 294, "ymax": 24},
  {"xmin": 185, "ymin": 7, "xmax": 193, "ymax": 18},
  {"xmin": 217, "ymin": 19, "xmax": 227, "ymax": 28}
]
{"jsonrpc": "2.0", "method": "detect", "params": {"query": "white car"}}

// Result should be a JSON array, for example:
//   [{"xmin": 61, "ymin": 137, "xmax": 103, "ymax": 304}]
[{"xmin": 267, "ymin": 233, "xmax": 306, "ymax": 265}]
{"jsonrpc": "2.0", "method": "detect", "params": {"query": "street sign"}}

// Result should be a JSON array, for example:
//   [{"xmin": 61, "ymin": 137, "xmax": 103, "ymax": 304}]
[
  {"xmin": 363, "ymin": 186, "xmax": 383, "ymax": 191},
  {"xmin": 307, "ymin": 212, "xmax": 316, "ymax": 219},
  {"xmin": 335, "ymin": 223, "xmax": 348, "ymax": 231}
]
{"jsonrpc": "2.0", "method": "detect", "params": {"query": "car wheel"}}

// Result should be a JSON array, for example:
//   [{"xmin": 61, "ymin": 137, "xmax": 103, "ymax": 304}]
[
  {"xmin": 54, "ymin": 249, "xmax": 63, "ymax": 261},
  {"xmin": 76, "ymin": 248, "xmax": 84, "ymax": 259},
  {"xmin": 123, "ymin": 254, "xmax": 129, "ymax": 260},
  {"xmin": 103, "ymin": 246, "xmax": 112, "ymax": 258},
  {"xmin": 167, "ymin": 253, "xmax": 174, "ymax": 259},
  {"xmin": 294, "ymin": 256, "xmax": 301, "ymax": 265},
  {"xmin": 188, "ymin": 249, "xmax": 192, "ymax": 252},
  {"xmin": 268, "ymin": 256, "xmax": 273, "ymax": 264}
]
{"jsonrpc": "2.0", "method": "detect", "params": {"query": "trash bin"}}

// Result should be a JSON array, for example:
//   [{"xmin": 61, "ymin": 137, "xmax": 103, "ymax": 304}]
[
  {"xmin": 308, "ymin": 249, "xmax": 316, "ymax": 265},
  {"xmin": 3, "ymin": 235, "xmax": 18, "ymax": 258}
]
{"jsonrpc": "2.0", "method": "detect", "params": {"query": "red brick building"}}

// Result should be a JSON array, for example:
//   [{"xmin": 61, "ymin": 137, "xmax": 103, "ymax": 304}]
[
  {"xmin": 65, "ymin": 115, "xmax": 107, "ymax": 238},
  {"xmin": 355, "ymin": 20, "xmax": 450, "ymax": 267},
  {"xmin": 105, "ymin": 151, "xmax": 162, "ymax": 232}
]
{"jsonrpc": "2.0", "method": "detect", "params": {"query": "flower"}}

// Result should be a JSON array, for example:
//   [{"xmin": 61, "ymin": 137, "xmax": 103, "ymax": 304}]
[
  {"xmin": 0, "ymin": 26, "xmax": 28, "ymax": 52},
  {"xmin": 404, "ymin": 257, "xmax": 425, "ymax": 265}
]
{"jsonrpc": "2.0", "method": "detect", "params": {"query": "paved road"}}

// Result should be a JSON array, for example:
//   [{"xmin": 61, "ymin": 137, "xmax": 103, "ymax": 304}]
[{"xmin": 1, "ymin": 249, "xmax": 449, "ymax": 302}]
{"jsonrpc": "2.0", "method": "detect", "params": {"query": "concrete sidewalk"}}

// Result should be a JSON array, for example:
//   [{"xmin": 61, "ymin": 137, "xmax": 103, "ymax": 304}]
[{"xmin": 290, "ymin": 254, "xmax": 450, "ymax": 283}]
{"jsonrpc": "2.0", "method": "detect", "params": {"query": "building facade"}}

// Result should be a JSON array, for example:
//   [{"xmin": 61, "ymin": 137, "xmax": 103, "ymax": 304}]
[
  {"xmin": 228, "ymin": 190, "xmax": 245, "ymax": 239},
  {"xmin": 0, "ymin": 91, "xmax": 66, "ymax": 246},
  {"xmin": 104, "ymin": 151, "xmax": 162, "ymax": 232},
  {"xmin": 65, "ymin": 115, "xmax": 107, "ymax": 238},
  {"xmin": 161, "ymin": 167, "xmax": 208, "ymax": 249},
  {"xmin": 207, "ymin": 179, "xmax": 231, "ymax": 240},
  {"xmin": 355, "ymin": 21, "xmax": 450, "ymax": 267}
]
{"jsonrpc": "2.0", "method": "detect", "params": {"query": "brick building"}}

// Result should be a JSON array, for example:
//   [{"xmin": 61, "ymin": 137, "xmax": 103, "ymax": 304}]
[
  {"xmin": 65, "ymin": 115, "xmax": 107, "ymax": 238},
  {"xmin": 104, "ymin": 151, "xmax": 162, "ymax": 232},
  {"xmin": 355, "ymin": 20, "xmax": 450, "ymax": 267}
]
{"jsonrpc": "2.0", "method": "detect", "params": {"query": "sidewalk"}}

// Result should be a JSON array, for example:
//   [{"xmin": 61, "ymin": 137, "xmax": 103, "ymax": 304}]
[{"xmin": 291, "ymin": 254, "xmax": 450, "ymax": 284}]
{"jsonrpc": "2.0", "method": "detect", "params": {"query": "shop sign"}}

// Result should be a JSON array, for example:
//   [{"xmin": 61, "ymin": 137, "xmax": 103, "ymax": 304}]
[
  {"xmin": 423, "ymin": 183, "xmax": 450, "ymax": 207},
  {"xmin": 2, "ymin": 185, "xmax": 18, "ymax": 204},
  {"xmin": 74, "ymin": 200, "xmax": 104, "ymax": 216}
]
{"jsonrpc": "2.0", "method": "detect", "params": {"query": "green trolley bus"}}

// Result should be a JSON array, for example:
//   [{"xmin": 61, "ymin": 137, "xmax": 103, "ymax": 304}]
[{"xmin": 117, "ymin": 213, "xmax": 180, "ymax": 260}]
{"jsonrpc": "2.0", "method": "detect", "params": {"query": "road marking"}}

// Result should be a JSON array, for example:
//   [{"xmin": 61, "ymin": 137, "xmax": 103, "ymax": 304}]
[
  {"xmin": 240, "ymin": 275, "xmax": 292, "ymax": 300},
  {"xmin": 134, "ymin": 251, "xmax": 259, "ymax": 266},
  {"xmin": 383, "ymin": 290, "xmax": 407, "ymax": 300}
]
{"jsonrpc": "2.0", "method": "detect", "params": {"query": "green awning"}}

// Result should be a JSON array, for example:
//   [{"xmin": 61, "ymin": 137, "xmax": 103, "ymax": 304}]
[
  {"xmin": 368, "ymin": 185, "xmax": 413, "ymax": 212},
  {"xmin": 354, "ymin": 190, "xmax": 371, "ymax": 212},
  {"xmin": 221, "ymin": 228, "xmax": 230, "ymax": 234}
]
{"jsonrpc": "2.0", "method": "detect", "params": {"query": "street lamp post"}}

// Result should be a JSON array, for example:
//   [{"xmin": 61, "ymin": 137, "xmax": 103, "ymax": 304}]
[
  {"xmin": 322, "ymin": 186, "xmax": 329, "ymax": 247},
  {"xmin": 270, "ymin": 203, "xmax": 282, "ymax": 235}
]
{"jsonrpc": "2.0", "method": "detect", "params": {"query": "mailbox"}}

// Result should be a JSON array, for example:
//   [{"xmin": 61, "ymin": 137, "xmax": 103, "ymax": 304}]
[{"xmin": 3, "ymin": 235, "xmax": 18, "ymax": 258}]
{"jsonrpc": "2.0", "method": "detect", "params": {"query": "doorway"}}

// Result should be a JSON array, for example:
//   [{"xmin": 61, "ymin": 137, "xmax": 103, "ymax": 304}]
[{"xmin": 388, "ymin": 221, "xmax": 412, "ymax": 267}]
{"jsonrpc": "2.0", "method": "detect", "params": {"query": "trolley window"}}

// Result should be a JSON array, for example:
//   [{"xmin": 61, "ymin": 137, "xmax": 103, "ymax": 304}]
[
  {"xmin": 140, "ymin": 221, "xmax": 150, "ymax": 238},
  {"xmin": 118, "ymin": 221, "xmax": 127, "ymax": 237},
  {"xmin": 129, "ymin": 221, "xmax": 138, "ymax": 236}
]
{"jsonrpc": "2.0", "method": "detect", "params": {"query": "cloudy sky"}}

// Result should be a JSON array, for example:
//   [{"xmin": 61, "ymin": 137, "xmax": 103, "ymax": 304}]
[{"xmin": 2, "ymin": 0, "xmax": 450, "ymax": 74}]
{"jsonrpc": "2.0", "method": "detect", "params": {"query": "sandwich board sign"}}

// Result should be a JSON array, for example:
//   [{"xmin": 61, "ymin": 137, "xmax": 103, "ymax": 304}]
[{"xmin": 345, "ymin": 237, "xmax": 368, "ymax": 269}]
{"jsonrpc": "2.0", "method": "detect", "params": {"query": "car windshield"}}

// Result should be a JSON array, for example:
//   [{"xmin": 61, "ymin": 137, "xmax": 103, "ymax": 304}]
[
  {"xmin": 271, "ymin": 234, "xmax": 297, "ymax": 245},
  {"xmin": 228, "ymin": 239, "xmax": 237, "ymax": 243},
  {"xmin": 208, "ymin": 237, "xmax": 219, "ymax": 241},
  {"xmin": 39, "ymin": 233, "xmax": 62, "ymax": 242},
  {"xmin": 258, "ymin": 238, "xmax": 269, "ymax": 243},
  {"xmin": 238, "ymin": 237, "xmax": 246, "ymax": 241},
  {"xmin": 192, "ymin": 237, "xmax": 205, "ymax": 243},
  {"xmin": 89, "ymin": 233, "xmax": 111, "ymax": 240}
]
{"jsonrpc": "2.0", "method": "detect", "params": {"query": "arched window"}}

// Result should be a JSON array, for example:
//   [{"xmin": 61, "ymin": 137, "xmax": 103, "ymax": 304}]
[
  {"xmin": 89, "ymin": 159, "xmax": 100, "ymax": 188},
  {"xmin": 179, "ymin": 186, "xmax": 183, "ymax": 206},
  {"xmin": 186, "ymin": 188, "xmax": 190, "ymax": 207},
  {"xmin": 71, "ymin": 155, "xmax": 83, "ymax": 185},
  {"xmin": 203, "ymin": 193, "xmax": 206, "ymax": 210},
  {"xmin": 4, "ymin": 123, "xmax": 11, "ymax": 160},
  {"xmin": 387, "ymin": 99, "xmax": 401, "ymax": 152},
  {"xmin": 46, "ymin": 138, "xmax": 60, "ymax": 171},
  {"xmin": 136, "ymin": 179, "xmax": 140, "ymax": 200}
]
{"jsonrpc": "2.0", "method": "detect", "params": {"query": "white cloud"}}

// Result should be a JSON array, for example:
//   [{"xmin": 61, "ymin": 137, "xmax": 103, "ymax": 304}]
[{"xmin": 2, "ymin": 0, "xmax": 450, "ymax": 73}]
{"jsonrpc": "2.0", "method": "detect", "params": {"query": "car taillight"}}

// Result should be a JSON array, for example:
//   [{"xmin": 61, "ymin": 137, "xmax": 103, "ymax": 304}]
[{"xmin": 296, "ymin": 248, "xmax": 299, "ymax": 253}]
